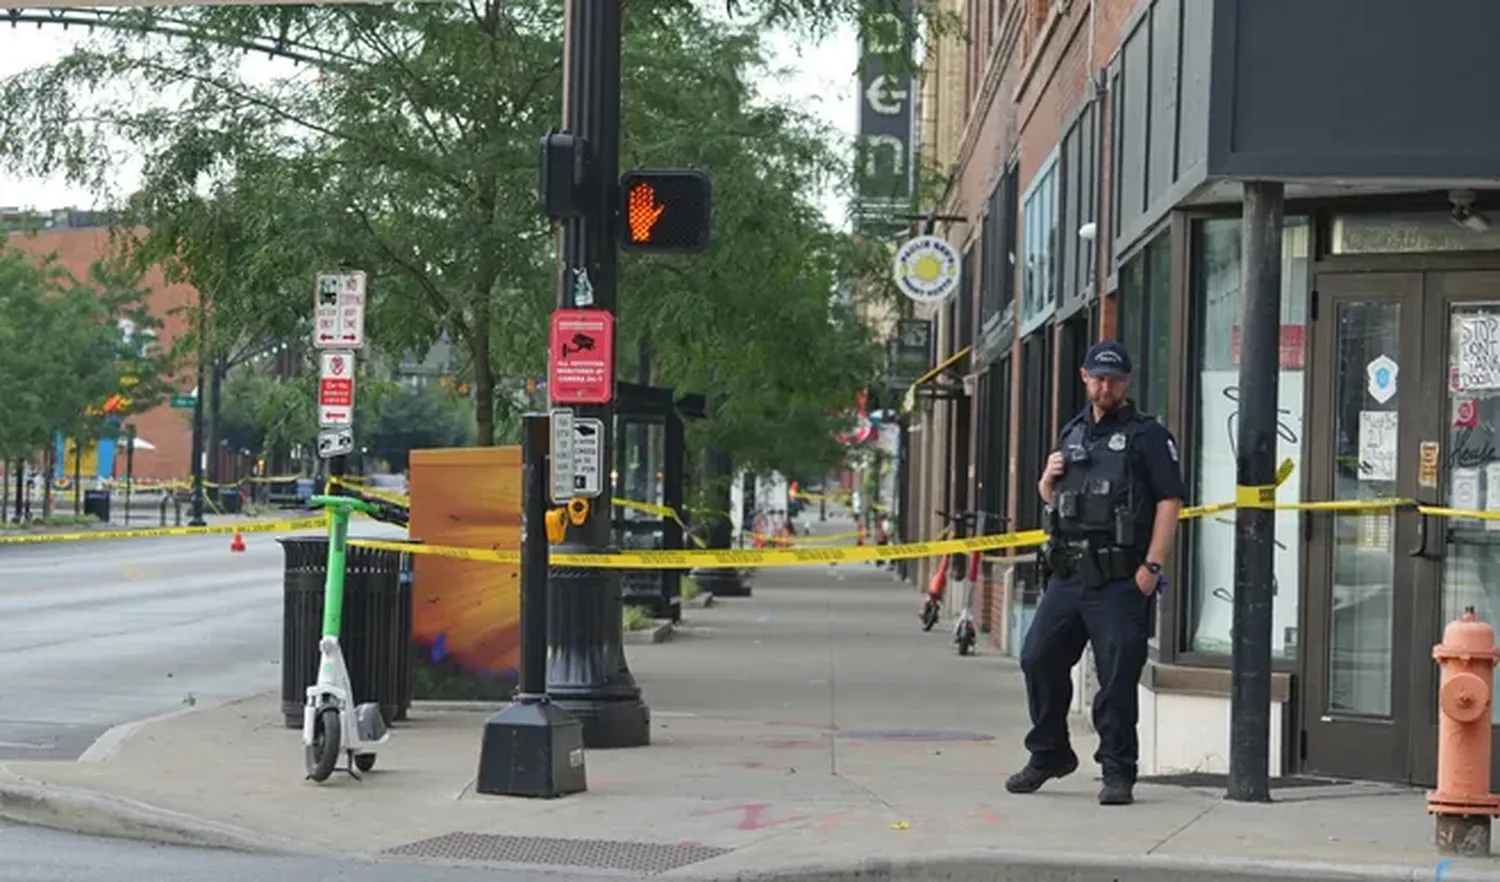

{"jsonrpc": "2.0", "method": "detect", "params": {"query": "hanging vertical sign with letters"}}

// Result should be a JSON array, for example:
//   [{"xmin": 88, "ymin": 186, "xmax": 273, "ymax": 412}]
[{"xmin": 853, "ymin": 0, "xmax": 915, "ymax": 235}]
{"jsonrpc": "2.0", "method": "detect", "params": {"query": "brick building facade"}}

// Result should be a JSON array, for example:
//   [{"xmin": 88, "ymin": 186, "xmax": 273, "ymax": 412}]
[
  {"xmin": 901, "ymin": 0, "xmax": 1500, "ymax": 784},
  {"xmin": 6, "ymin": 222, "xmax": 197, "ymax": 483}
]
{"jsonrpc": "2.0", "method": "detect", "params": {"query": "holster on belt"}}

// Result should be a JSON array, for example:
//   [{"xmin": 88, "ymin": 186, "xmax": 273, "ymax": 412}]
[{"xmin": 1080, "ymin": 545, "xmax": 1143, "ymax": 589}]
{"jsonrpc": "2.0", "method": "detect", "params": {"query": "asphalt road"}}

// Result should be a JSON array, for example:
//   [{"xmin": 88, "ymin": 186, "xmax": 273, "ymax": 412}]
[
  {"xmin": 0, "ymin": 823, "xmax": 619, "ymax": 881},
  {"xmin": 0, "ymin": 521, "xmax": 405, "ymax": 761}
]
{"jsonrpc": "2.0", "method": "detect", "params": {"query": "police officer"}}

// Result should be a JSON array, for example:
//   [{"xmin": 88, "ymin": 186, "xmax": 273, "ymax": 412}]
[{"xmin": 1005, "ymin": 340, "xmax": 1184, "ymax": 806}]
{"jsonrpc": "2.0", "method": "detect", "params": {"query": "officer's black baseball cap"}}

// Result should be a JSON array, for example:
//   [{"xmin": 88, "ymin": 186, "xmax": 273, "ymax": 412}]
[{"xmin": 1083, "ymin": 340, "xmax": 1132, "ymax": 377}]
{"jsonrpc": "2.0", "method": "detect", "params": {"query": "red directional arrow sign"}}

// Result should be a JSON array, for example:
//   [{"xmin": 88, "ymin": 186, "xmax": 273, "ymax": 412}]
[{"xmin": 548, "ymin": 309, "xmax": 615, "ymax": 404}]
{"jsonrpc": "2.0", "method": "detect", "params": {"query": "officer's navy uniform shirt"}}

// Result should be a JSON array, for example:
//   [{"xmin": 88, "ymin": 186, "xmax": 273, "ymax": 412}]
[{"xmin": 1057, "ymin": 403, "xmax": 1186, "ymax": 551}]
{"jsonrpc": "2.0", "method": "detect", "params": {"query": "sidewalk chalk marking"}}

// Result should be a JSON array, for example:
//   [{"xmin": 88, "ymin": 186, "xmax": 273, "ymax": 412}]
[{"xmin": 697, "ymin": 803, "xmax": 809, "ymax": 831}]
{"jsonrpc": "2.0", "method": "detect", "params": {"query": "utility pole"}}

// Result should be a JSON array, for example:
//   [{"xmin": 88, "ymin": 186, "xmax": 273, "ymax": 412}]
[
  {"xmin": 544, "ymin": 0, "xmax": 650, "ymax": 749},
  {"xmin": 1227, "ymin": 180, "xmax": 1284, "ymax": 803}
]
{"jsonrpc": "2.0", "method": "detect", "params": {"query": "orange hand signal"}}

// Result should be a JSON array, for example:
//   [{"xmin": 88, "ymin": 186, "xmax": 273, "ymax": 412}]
[{"xmin": 627, "ymin": 182, "xmax": 666, "ymax": 242}]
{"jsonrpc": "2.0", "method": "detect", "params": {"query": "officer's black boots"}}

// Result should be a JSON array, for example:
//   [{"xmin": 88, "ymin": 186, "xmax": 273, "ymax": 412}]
[
  {"xmin": 1098, "ymin": 775, "xmax": 1134, "ymax": 806},
  {"xmin": 1003, "ymin": 753, "xmax": 1079, "ymax": 794}
]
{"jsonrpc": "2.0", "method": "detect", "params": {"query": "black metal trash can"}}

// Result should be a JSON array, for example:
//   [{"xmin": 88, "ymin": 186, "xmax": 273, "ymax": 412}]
[
  {"xmin": 82, "ymin": 490, "xmax": 110, "ymax": 522},
  {"xmin": 218, "ymin": 487, "xmax": 243, "ymax": 515},
  {"xmin": 279, "ymin": 536, "xmax": 413, "ymax": 729}
]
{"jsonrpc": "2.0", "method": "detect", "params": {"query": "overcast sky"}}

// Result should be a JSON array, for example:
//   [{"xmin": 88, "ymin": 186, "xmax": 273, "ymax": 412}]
[{"xmin": 0, "ymin": 10, "xmax": 858, "ymax": 227}]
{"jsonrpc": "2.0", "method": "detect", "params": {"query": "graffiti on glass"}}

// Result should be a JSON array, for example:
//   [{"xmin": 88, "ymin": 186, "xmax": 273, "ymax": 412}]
[{"xmin": 1221, "ymin": 386, "xmax": 1299, "ymax": 458}]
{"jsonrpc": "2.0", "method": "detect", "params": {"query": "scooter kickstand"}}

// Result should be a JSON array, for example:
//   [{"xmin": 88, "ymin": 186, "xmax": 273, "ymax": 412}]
[{"xmin": 345, "ymin": 752, "xmax": 363, "ymax": 781}]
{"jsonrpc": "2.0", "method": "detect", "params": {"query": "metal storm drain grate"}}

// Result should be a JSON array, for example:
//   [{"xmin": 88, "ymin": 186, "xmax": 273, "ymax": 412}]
[
  {"xmin": 832, "ymin": 729, "xmax": 996, "ymax": 742},
  {"xmin": 383, "ymin": 832, "xmax": 732, "ymax": 873}
]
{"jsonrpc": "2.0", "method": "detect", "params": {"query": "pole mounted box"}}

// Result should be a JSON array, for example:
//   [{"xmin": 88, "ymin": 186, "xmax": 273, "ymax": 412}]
[
  {"xmin": 618, "ymin": 169, "xmax": 711, "ymax": 255},
  {"xmin": 539, "ymin": 130, "xmax": 589, "ymax": 219}
]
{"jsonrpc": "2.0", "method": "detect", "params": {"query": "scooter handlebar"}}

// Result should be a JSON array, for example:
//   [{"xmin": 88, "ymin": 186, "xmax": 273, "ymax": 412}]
[{"xmin": 309, "ymin": 494, "xmax": 382, "ymax": 515}]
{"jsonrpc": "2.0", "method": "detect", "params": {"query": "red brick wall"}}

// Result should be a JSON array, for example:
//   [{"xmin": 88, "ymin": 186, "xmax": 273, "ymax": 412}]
[{"xmin": 7, "ymin": 227, "xmax": 197, "ymax": 482}]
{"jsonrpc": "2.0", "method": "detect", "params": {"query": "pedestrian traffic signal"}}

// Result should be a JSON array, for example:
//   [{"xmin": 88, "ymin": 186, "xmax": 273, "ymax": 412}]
[{"xmin": 618, "ymin": 169, "xmax": 711, "ymax": 255}]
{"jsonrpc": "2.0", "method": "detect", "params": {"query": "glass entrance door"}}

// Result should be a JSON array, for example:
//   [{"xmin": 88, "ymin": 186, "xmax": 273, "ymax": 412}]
[
  {"xmin": 1302, "ymin": 273, "xmax": 1424, "ymax": 782},
  {"xmin": 1304, "ymin": 270, "xmax": 1500, "ymax": 787},
  {"xmin": 1407, "ymin": 271, "xmax": 1500, "ymax": 790}
]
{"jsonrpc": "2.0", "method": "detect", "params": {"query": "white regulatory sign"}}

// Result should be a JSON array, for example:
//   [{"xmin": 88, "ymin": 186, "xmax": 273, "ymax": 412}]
[
  {"xmin": 313, "ymin": 271, "xmax": 368, "ymax": 350},
  {"xmin": 571, "ymin": 418, "xmax": 604, "ymax": 498},
  {"xmin": 550, "ymin": 408, "xmax": 576, "ymax": 504},
  {"xmin": 317, "ymin": 428, "xmax": 354, "ymax": 459},
  {"xmin": 317, "ymin": 350, "xmax": 357, "ymax": 428}
]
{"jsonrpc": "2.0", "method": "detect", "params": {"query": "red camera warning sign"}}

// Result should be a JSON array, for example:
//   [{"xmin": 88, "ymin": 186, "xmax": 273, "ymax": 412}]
[{"xmin": 548, "ymin": 309, "xmax": 615, "ymax": 404}]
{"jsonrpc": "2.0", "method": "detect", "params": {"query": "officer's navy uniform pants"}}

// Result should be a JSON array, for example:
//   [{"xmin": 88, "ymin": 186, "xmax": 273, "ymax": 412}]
[{"xmin": 1020, "ymin": 576, "xmax": 1153, "ymax": 781}]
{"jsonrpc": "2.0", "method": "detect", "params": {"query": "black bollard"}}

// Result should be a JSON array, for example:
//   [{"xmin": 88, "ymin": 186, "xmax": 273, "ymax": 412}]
[{"xmin": 475, "ymin": 413, "xmax": 587, "ymax": 798}]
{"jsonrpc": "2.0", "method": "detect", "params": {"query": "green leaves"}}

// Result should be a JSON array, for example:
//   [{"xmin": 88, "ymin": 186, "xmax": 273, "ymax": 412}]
[
  {"xmin": 0, "ymin": 0, "xmax": 888, "ymax": 479},
  {"xmin": 0, "ymin": 244, "xmax": 173, "ymax": 459}
]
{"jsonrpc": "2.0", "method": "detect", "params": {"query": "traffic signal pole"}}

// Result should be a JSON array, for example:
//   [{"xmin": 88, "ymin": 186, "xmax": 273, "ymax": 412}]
[{"xmin": 546, "ymin": 0, "xmax": 651, "ymax": 749}]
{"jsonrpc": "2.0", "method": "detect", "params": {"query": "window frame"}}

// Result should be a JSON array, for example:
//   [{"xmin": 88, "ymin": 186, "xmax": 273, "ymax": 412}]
[{"xmin": 1019, "ymin": 150, "xmax": 1060, "ymax": 337}]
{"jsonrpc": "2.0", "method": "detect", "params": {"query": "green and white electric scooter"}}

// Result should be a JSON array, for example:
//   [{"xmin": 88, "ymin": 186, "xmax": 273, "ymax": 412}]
[{"xmin": 302, "ymin": 493, "xmax": 400, "ymax": 783}]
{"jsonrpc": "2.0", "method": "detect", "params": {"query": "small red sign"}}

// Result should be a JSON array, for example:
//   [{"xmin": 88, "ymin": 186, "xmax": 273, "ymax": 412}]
[
  {"xmin": 320, "ymin": 376, "xmax": 353, "ymax": 407},
  {"xmin": 1455, "ymin": 398, "xmax": 1480, "ymax": 429},
  {"xmin": 549, "ymin": 309, "xmax": 615, "ymax": 404}
]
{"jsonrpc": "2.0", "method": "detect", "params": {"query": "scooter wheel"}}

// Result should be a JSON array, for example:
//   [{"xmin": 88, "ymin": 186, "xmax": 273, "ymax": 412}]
[
  {"xmin": 354, "ymin": 753, "xmax": 376, "ymax": 773},
  {"xmin": 921, "ymin": 602, "xmax": 939, "ymax": 631},
  {"xmin": 306, "ymin": 707, "xmax": 341, "ymax": 782}
]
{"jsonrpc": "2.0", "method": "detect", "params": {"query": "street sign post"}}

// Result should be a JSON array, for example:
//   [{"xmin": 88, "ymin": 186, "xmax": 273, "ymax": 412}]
[
  {"xmin": 550, "ymin": 408, "xmax": 576, "ymax": 504},
  {"xmin": 318, "ymin": 350, "xmax": 357, "ymax": 427},
  {"xmin": 570, "ymin": 418, "xmax": 603, "ymax": 497},
  {"xmin": 548, "ymin": 309, "xmax": 615, "ymax": 404},
  {"xmin": 317, "ymin": 428, "xmax": 354, "ymax": 459},
  {"xmin": 314, "ymin": 271, "xmax": 368, "ymax": 350}
]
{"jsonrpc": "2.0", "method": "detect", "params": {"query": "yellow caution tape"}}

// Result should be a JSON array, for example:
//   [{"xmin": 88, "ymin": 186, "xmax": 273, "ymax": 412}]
[
  {"xmin": 1234, "ymin": 484, "xmax": 1279, "ymax": 509},
  {"xmin": 349, "ymin": 528, "xmax": 1052, "ymax": 570},
  {"xmin": 0, "ymin": 516, "xmax": 327, "ymax": 545},
  {"xmin": 329, "ymin": 477, "xmax": 410, "ymax": 508}
]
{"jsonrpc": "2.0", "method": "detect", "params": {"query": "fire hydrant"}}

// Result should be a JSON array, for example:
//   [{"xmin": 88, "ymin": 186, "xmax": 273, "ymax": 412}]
[{"xmin": 1430, "ymin": 606, "xmax": 1500, "ymax": 856}]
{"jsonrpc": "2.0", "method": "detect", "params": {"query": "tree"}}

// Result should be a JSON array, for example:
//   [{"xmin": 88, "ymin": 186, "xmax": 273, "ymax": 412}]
[
  {"xmin": 0, "ymin": 244, "xmax": 173, "ymax": 469},
  {"xmin": 0, "ymin": 0, "xmax": 898, "ymax": 478},
  {"xmin": 364, "ymin": 382, "xmax": 475, "ymax": 471}
]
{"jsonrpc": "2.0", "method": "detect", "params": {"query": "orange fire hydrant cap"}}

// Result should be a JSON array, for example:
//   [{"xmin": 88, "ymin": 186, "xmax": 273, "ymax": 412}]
[{"xmin": 1444, "ymin": 609, "xmax": 1497, "ymax": 653}]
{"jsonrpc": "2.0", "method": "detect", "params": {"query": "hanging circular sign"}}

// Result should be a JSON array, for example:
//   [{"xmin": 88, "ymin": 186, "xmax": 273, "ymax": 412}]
[{"xmin": 892, "ymin": 235, "xmax": 960, "ymax": 304}]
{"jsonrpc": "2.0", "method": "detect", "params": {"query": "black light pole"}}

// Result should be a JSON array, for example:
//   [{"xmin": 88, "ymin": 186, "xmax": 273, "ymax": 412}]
[
  {"xmin": 1227, "ymin": 180, "xmax": 1284, "ymax": 803},
  {"xmin": 544, "ymin": 0, "xmax": 650, "ymax": 749},
  {"xmin": 188, "ymin": 341, "xmax": 208, "ymax": 527},
  {"xmin": 476, "ymin": 413, "xmax": 587, "ymax": 797},
  {"xmin": 124, "ymin": 423, "xmax": 136, "ymax": 527}
]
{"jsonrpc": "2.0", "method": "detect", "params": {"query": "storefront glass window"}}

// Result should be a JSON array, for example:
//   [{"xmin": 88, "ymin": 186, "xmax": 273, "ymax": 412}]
[
  {"xmin": 1020, "ymin": 157, "xmax": 1058, "ymax": 334},
  {"xmin": 1188, "ymin": 216, "xmax": 1310, "ymax": 658}
]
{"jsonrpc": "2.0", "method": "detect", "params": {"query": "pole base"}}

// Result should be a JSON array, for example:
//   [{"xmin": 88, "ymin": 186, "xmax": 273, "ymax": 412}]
[
  {"xmin": 1436, "ymin": 812, "xmax": 1492, "ymax": 856},
  {"xmin": 550, "ymin": 696, "xmax": 650, "ymax": 749},
  {"xmin": 691, "ymin": 567, "xmax": 749, "ymax": 598},
  {"xmin": 475, "ymin": 700, "xmax": 587, "ymax": 798}
]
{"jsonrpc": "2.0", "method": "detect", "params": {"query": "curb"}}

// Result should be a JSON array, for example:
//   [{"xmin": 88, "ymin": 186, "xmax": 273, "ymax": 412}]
[
  {"xmin": 667, "ymin": 848, "xmax": 1493, "ymax": 881},
  {"xmin": 0, "ymin": 765, "xmax": 315, "ymax": 857},
  {"xmin": 625, "ymin": 621, "xmax": 676, "ymax": 644}
]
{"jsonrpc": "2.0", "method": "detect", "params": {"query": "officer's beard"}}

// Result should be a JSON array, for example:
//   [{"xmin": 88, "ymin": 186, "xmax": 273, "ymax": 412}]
[{"xmin": 1089, "ymin": 387, "xmax": 1126, "ymax": 414}]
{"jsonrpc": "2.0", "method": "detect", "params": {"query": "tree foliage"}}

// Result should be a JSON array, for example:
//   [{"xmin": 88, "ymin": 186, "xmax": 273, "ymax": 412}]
[
  {"xmin": 0, "ymin": 244, "xmax": 173, "ymax": 462},
  {"xmin": 0, "ymin": 0, "xmax": 900, "ymax": 480}
]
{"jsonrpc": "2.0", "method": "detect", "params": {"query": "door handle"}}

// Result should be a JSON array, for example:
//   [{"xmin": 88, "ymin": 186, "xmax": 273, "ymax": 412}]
[{"xmin": 1409, "ymin": 504, "xmax": 1439, "ymax": 559}]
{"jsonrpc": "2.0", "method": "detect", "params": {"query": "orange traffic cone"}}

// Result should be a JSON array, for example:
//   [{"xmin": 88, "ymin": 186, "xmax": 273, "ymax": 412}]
[{"xmin": 230, "ymin": 530, "xmax": 246, "ymax": 553}]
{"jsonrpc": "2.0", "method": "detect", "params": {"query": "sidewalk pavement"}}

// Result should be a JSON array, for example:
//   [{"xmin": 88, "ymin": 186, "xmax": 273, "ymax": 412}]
[{"xmin": 0, "ymin": 562, "xmax": 1487, "ymax": 881}]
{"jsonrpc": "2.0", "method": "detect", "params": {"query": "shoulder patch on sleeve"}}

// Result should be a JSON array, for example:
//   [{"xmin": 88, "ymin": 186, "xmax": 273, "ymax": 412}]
[{"xmin": 1167, "ymin": 437, "xmax": 1179, "ymax": 463}]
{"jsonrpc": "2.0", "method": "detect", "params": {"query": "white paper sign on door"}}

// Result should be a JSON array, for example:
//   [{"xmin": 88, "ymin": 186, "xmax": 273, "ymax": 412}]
[
  {"xmin": 1357, "ymin": 410, "xmax": 1398, "ymax": 482},
  {"xmin": 1455, "ymin": 313, "xmax": 1500, "ymax": 390}
]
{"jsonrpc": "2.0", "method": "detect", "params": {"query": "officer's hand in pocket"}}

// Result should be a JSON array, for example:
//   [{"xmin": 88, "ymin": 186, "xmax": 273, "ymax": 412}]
[
  {"xmin": 1133, "ymin": 565, "xmax": 1158, "ymax": 596},
  {"xmin": 1042, "ymin": 451, "xmax": 1065, "ymax": 482}
]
